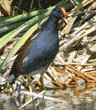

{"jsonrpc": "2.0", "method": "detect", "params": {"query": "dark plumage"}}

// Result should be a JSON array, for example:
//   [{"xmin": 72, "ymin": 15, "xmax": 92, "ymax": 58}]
[{"xmin": 9, "ymin": 6, "xmax": 69, "ymax": 84}]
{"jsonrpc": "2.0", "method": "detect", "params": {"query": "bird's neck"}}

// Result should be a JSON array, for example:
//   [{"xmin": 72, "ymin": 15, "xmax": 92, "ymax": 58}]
[{"xmin": 43, "ymin": 16, "xmax": 59, "ymax": 30}]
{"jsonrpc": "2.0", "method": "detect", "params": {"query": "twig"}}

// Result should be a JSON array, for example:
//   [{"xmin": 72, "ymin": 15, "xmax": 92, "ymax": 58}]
[{"xmin": 19, "ymin": 90, "xmax": 46, "ymax": 109}]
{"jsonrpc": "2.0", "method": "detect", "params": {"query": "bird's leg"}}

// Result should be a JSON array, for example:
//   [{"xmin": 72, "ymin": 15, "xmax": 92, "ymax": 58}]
[
  {"xmin": 40, "ymin": 72, "xmax": 47, "ymax": 91},
  {"xmin": 28, "ymin": 77, "xmax": 33, "ymax": 93}
]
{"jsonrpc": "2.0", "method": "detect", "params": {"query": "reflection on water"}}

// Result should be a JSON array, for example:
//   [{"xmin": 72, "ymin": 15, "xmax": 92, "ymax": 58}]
[{"xmin": 0, "ymin": 89, "xmax": 96, "ymax": 110}]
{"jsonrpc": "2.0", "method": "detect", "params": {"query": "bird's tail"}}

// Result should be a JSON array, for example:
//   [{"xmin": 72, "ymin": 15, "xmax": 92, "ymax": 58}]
[
  {"xmin": 9, "ymin": 68, "xmax": 23, "ymax": 84},
  {"xmin": 9, "ymin": 74, "xmax": 16, "ymax": 84}
]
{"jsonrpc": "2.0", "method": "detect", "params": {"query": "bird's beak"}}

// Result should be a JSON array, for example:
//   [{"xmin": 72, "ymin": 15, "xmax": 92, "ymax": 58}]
[{"xmin": 60, "ymin": 7, "xmax": 70, "ymax": 24}]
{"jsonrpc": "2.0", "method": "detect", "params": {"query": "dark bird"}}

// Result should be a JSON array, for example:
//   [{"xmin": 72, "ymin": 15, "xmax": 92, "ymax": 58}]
[{"xmin": 9, "ymin": 6, "xmax": 70, "ymax": 85}]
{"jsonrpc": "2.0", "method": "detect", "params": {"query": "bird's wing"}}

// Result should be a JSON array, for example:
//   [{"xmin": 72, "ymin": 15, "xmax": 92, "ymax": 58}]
[{"xmin": 20, "ymin": 29, "xmax": 58, "ymax": 73}]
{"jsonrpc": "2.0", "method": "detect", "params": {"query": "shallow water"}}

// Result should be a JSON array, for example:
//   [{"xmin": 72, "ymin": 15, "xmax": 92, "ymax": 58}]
[{"xmin": 0, "ymin": 88, "xmax": 96, "ymax": 110}]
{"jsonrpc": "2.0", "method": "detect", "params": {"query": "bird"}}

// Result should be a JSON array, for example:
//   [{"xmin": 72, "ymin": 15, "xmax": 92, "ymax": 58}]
[{"xmin": 9, "ymin": 6, "xmax": 70, "ymax": 87}]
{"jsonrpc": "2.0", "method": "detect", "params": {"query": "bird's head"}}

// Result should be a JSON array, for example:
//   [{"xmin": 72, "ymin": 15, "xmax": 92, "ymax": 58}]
[{"xmin": 50, "ymin": 6, "xmax": 70, "ymax": 23}]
